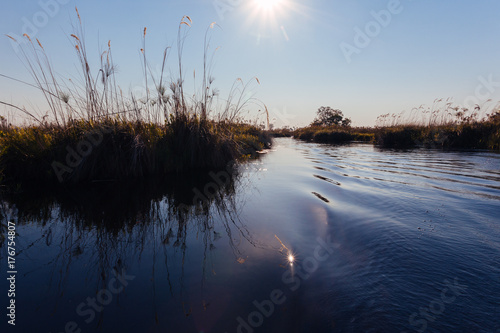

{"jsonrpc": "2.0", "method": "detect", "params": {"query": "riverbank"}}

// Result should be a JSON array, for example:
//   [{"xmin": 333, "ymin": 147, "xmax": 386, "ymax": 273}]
[
  {"xmin": 269, "ymin": 111, "xmax": 500, "ymax": 150},
  {"xmin": 0, "ymin": 13, "xmax": 274, "ymax": 190},
  {"xmin": 374, "ymin": 119, "xmax": 500, "ymax": 149},
  {"xmin": 0, "ymin": 117, "xmax": 270, "ymax": 188}
]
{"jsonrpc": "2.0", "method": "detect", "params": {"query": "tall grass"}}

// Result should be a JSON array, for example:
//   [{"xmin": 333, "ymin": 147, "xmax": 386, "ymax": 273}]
[
  {"xmin": 273, "ymin": 98, "xmax": 499, "ymax": 149},
  {"xmin": 291, "ymin": 125, "xmax": 374, "ymax": 144},
  {"xmin": 0, "ymin": 9, "xmax": 271, "ymax": 188},
  {"xmin": 375, "ymin": 100, "xmax": 500, "ymax": 149},
  {"xmin": 375, "ymin": 98, "xmax": 499, "ymax": 128}
]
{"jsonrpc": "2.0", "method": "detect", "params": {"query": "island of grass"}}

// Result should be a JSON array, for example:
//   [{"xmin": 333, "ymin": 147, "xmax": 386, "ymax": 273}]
[
  {"xmin": 0, "ymin": 13, "xmax": 271, "ymax": 190},
  {"xmin": 0, "ymin": 117, "xmax": 270, "ymax": 187},
  {"xmin": 269, "ymin": 104, "xmax": 500, "ymax": 150}
]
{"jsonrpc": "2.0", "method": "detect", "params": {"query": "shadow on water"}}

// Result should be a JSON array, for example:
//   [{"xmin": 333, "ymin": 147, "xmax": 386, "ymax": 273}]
[
  {"xmin": 1, "ymin": 139, "xmax": 500, "ymax": 332},
  {"xmin": 0, "ymin": 164, "xmax": 264, "ymax": 330}
]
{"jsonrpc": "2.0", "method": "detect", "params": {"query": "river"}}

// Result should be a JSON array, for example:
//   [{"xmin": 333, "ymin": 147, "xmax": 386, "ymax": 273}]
[{"xmin": 1, "ymin": 137, "xmax": 499, "ymax": 332}]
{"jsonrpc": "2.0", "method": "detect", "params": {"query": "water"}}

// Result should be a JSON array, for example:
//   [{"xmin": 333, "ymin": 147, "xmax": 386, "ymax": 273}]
[{"xmin": 1, "ymin": 137, "xmax": 499, "ymax": 332}]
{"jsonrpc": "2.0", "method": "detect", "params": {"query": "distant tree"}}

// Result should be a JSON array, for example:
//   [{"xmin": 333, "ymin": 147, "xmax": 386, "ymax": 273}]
[
  {"xmin": 341, "ymin": 117, "xmax": 351, "ymax": 127},
  {"xmin": 312, "ymin": 106, "xmax": 351, "ymax": 127}
]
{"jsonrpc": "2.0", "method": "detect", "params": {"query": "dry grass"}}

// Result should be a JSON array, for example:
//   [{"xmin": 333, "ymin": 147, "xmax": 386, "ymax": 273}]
[
  {"xmin": 291, "ymin": 125, "xmax": 374, "ymax": 144},
  {"xmin": 375, "ymin": 101, "xmax": 500, "ymax": 149},
  {"xmin": 375, "ymin": 98, "xmax": 499, "ymax": 128},
  {"xmin": 279, "ymin": 99, "xmax": 499, "ymax": 149},
  {"xmin": 0, "ymin": 9, "xmax": 271, "ymax": 189}
]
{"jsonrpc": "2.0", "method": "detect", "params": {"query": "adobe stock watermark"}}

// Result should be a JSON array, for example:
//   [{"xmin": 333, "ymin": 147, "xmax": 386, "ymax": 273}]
[
  {"xmin": 213, "ymin": 0, "xmax": 243, "ymax": 21},
  {"xmin": 340, "ymin": 0, "xmax": 414, "ymax": 64},
  {"xmin": 49, "ymin": 268, "xmax": 135, "ymax": 333},
  {"xmin": 7, "ymin": 0, "xmax": 71, "ymax": 54},
  {"xmin": 462, "ymin": 74, "xmax": 500, "ymax": 116},
  {"xmin": 51, "ymin": 126, "xmax": 112, "ymax": 182},
  {"xmin": 401, "ymin": 278, "xmax": 467, "ymax": 333},
  {"xmin": 228, "ymin": 236, "xmax": 338, "ymax": 333},
  {"xmin": 269, "ymin": 106, "xmax": 296, "ymax": 128}
]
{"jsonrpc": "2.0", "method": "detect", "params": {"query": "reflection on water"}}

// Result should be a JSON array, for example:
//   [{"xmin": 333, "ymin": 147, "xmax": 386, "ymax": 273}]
[
  {"xmin": 1, "ymin": 138, "xmax": 500, "ymax": 332},
  {"xmin": 0, "ymin": 167, "xmax": 268, "ymax": 332}
]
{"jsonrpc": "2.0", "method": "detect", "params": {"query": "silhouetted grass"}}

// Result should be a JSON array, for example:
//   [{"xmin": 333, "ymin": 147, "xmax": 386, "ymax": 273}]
[
  {"xmin": 268, "ymin": 127, "xmax": 294, "ymax": 138},
  {"xmin": 0, "ymin": 118, "xmax": 269, "ymax": 188},
  {"xmin": 0, "ymin": 10, "xmax": 271, "ymax": 189},
  {"xmin": 375, "ymin": 110, "xmax": 500, "ymax": 149},
  {"xmin": 374, "ymin": 126, "xmax": 420, "ymax": 148},
  {"xmin": 288, "ymin": 100, "xmax": 500, "ymax": 150},
  {"xmin": 373, "ymin": 99, "xmax": 500, "ymax": 149},
  {"xmin": 292, "ymin": 125, "xmax": 374, "ymax": 144},
  {"xmin": 291, "ymin": 118, "xmax": 500, "ymax": 149}
]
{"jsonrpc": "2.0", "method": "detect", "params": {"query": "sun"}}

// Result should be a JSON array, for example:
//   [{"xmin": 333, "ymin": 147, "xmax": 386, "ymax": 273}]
[
  {"xmin": 253, "ymin": 0, "xmax": 284, "ymax": 12},
  {"xmin": 245, "ymin": 0, "xmax": 294, "ymax": 43}
]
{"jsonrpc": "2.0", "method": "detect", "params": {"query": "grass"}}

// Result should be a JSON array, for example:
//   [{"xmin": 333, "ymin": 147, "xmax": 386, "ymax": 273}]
[
  {"xmin": 270, "ymin": 99, "xmax": 500, "ymax": 150},
  {"xmin": 374, "ymin": 120, "xmax": 500, "ymax": 149},
  {"xmin": 374, "ymin": 101, "xmax": 500, "ymax": 149},
  {"xmin": 268, "ymin": 127, "xmax": 294, "ymax": 138},
  {"xmin": 0, "ymin": 10, "xmax": 271, "ymax": 190},
  {"xmin": 290, "ymin": 125, "xmax": 374, "ymax": 144},
  {"xmin": 0, "ymin": 118, "xmax": 269, "ymax": 187}
]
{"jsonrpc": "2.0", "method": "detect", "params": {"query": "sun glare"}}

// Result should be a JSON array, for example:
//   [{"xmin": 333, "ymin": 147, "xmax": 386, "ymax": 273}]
[
  {"xmin": 245, "ymin": 0, "xmax": 296, "ymax": 43},
  {"xmin": 254, "ymin": 0, "xmax": 284, "ymax": 12}
]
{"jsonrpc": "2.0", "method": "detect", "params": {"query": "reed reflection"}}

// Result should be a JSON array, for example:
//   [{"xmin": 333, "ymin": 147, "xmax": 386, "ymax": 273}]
[{"xmin": 0, "ymin": 165, "xmax": 260, "ymax": 322}]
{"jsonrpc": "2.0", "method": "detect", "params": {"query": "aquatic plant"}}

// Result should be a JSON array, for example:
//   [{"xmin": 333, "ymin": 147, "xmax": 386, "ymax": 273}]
[
  {"xmin": 291, "ymin": 125, "xmax": 373, "ymax": 144},
  {"xmin": 374, "ymin": 100, "xmax": 500, "ymax": 149},
  {"xmin": 0, "ymin": 9, "xmax": 271, "ymax": 188}
]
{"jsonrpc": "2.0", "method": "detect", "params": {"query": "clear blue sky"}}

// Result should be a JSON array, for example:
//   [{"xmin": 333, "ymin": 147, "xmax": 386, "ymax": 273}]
[{"xmin": 1, "ymin": 0, "xmax": 500, "ymax": 127}]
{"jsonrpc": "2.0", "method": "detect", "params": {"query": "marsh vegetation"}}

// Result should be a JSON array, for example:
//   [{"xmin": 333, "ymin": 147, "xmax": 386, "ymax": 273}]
[
  {"xmin": 270, "ymin": 101, "xmax": 500, "ymax": 150},
  {"xmin": 0, "ymin": 10, "xmax": 271, "ymax": 190}
]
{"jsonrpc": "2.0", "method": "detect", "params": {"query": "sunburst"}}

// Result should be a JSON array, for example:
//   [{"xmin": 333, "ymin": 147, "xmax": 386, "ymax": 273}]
[{"xmin": 253, "ymin": 0, "xmax": 284, "ymax": 12}]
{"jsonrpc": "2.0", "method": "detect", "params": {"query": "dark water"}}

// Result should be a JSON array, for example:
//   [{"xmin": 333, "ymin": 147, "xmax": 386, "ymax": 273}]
[{"xmin": 1, "ymin": 137, "xmax": 500, "ymax": 333}]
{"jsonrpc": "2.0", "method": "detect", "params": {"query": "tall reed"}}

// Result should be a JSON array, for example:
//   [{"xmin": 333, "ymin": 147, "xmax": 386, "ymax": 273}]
[
  {"xmin": 0, "ymin": 9, "xmax": 271, "ymax": 187},
  {"xmin": 374, "ymin": 99, "xmax": 500, "ymax": 149}
]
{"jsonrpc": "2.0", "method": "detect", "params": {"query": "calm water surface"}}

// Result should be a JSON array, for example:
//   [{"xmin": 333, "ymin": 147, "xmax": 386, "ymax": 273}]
[{"xmin": 1, "ymin": 137, "xmax": 499, "ymax": 332}]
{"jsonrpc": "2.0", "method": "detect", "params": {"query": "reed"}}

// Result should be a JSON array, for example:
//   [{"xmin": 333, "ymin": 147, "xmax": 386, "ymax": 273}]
[
  {"xmin": 285, "ymin": 99, "xmax": 499, "ymax": 149},
  {"xmin": 0, "ymin": 9, "xmax": 271, "ymax": 189},
  {"xmin": 291, "ymin": 125, "xmax": 374, "ymax": 144},
  {"xmin": 375, "ymin": 101, "xmax": 500, "ymax": 149}
]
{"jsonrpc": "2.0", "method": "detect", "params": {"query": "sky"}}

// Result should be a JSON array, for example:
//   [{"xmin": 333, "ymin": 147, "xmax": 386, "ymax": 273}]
[{"xmin": 1, "ymin": 0, "xmax": 500, "ymax": 127}]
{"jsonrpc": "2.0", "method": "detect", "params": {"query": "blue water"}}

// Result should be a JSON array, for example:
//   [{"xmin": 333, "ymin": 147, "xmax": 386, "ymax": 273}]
[{"xmin": 1, "ymin": 137, "xmax": 499, "ymax": 332}]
